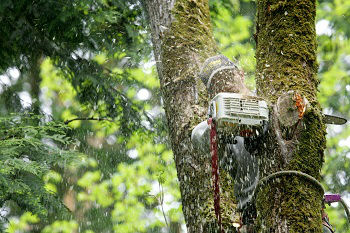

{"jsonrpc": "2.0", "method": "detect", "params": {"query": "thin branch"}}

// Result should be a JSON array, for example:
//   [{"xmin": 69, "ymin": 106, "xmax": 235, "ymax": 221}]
[
  {"xmin": 159, "ymin": 182, "xmax": 169, "ymax": 229},
  {"xmin": 146, "ymin": 183, "xmax": 169, "ymax": 229},
  {"xmin": 64, "ymin": 117, "xmax": 113, "ymax": 125}
]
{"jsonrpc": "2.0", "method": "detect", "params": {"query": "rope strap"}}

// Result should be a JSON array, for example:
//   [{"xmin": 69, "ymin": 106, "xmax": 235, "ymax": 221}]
[{"xmin": 208, "ymin": 118, "xmax": 223, "ymax": 232}]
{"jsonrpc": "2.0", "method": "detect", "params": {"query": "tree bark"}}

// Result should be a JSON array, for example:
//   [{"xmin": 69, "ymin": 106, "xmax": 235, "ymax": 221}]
[
  {"xmin": 29, "ymin": 54, "xmax": 43, "ymax": 115},
  {"xmin": 144, "ymin": 0, "xmax": 241, "ymax": 232},
  {"xmin": 255, "ymin": 0, "xmax": 326, "ymax": 232}
]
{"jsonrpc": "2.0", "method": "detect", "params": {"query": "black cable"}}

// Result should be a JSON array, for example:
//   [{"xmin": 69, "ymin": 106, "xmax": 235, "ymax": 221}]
[
  {"xmin": 256, "ymin": 170, "xmax": 324, "ymax": 194},
  {"xmin": 340, "ymin": 198, "xmax": 350, "ymax": 224}
]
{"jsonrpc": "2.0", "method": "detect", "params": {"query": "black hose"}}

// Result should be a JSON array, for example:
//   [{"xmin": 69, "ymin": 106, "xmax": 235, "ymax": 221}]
[{"xmin": 340, "ymin": 198, "xmax": 350, "ymax": 225}]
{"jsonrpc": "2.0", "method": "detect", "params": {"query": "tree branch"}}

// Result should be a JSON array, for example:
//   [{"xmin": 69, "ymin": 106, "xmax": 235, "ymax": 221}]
[{"xmin": 64, "ymin": 117, "xmax": 113, "ymax": 125}]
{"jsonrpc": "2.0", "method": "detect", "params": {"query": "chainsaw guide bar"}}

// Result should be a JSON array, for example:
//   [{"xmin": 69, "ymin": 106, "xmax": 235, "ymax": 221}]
[{"xmin": 323, "ymin": 114, "xmax": 347, "ymax": 125}]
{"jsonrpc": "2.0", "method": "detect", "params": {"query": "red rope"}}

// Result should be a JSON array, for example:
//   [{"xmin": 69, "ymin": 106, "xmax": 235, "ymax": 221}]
[{"xmin": 208, "ymin": 118, "xmax": 223, "ymax": 232}]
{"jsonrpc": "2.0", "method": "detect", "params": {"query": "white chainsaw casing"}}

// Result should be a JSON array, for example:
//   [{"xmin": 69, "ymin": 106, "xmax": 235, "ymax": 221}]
[{"xmin": 209, "ymin": 93, "xmax": 269, "ymax": 137}]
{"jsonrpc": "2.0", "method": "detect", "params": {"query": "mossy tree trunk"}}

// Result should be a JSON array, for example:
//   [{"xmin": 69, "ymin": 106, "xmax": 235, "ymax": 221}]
[
  {"xmin": 255, "ymin": 0, "xmax": 326, "ymax": 232},
  {"xmin": 144, "ymin": 0, "xmax": 241, "ymax": 232}
]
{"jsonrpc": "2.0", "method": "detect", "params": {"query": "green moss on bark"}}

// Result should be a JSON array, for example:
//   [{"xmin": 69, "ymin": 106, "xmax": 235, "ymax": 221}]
[
  {"xmin": 256, "ymin": 174, "xmax": 324, "ymax": 232},
  {"xmin": 202, "ymin": 170, "xmax": 240, "ymax": 232},
  {"xmin": 287, "ymin": 110, "xmax": 326, "ymax": 179},
  {"xmin": 160, "ymin": 0, "xmax": 217, "ymax": 144},
  {"xmin": 256, "ymin": 110, "xmax": 326, "ymax": 233},
  {"xmin": 162, "ymin": 0, "xmax": 217, "ymax": 85},
  {"xmin": 256, "ymin": 0, "xmax": 318, "ymax": 104}
]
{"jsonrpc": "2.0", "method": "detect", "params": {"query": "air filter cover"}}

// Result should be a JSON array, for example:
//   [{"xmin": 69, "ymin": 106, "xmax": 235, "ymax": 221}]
[{"xmin": 209, "ymin": 93, "xmax": 269, "ymax": 137}]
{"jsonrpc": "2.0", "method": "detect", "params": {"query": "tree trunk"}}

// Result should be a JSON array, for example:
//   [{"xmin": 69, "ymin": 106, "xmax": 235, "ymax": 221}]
[
  {"xmin": 255, "ymin": 0, "xmax": 326, "ymax": 232},
  {"xmin": 29, "ymin": 54, "xmax": 43, "ymax": 115},
  {"xmin": 144, "ymin": 0, "xmax": 241, "ymax": 232}
]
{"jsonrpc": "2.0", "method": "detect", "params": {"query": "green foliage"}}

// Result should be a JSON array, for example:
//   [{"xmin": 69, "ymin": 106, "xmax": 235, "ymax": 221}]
[
  {"xmin": 0, "ymin": 0, "xmax": 147, "ymax": 71},
  {"xmin": 0, "ymin": 113, "xmax": 81, "ymax": 228},
  {"xmin": 0, "ymin": 0, "xmax": 152, "ymax": 134},
  {"xmin": 316, "ymin": 1, "xmax": 350, "ymax": 231},
  {"xmin": 41, "ymin": 220, "xmax": 79, "ymax": 233},
  {"xmin": 6, "ymin": 213, "xmax": 94, "ymax": 233},
  {"xmin": 3, "ymin": 0, "xmax": 178, "ymax": 232},
  {"xmin": 211, "ymin": 0, "xmax": 256, "ymax": 89},
  {"xmin": 6, "ymin": 212, "xmax": 39, "ymax": 233},
  {"xmin": 73, "ymin": 133, "xmax": 182, "ymax": 233}
]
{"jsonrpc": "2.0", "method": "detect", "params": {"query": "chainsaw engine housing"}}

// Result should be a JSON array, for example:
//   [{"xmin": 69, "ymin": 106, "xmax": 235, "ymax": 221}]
[{"xmin": 209, "ymin": 93, "xmax": 269, "ymax": 137}]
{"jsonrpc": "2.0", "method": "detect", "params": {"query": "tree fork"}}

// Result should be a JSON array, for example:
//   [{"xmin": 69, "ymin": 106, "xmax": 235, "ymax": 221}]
[{"xmin": 255, "ymin": 0, "xmax": 326, "ymax": 232}]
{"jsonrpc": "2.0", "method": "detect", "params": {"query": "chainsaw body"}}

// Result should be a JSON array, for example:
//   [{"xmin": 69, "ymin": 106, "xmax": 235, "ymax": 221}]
[{"xmin": 209, "ymin": 93, "xmax": 269, "ymax": 137}]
